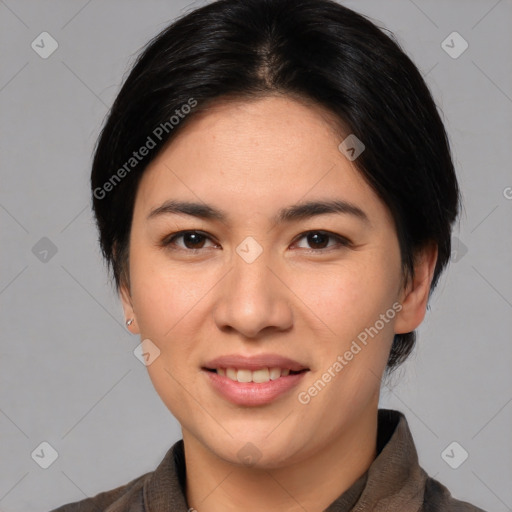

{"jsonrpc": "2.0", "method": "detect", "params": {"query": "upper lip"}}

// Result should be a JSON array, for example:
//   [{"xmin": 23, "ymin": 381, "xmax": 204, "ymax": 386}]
[{"xmin": 203, "ymin": 354, "xmax": 309, "ymax": 372}]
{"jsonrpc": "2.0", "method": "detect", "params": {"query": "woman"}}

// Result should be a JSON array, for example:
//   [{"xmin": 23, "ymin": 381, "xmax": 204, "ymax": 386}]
[{"xmin": 51, "ymin": 0, "xmax": 487, "ymax": 510}]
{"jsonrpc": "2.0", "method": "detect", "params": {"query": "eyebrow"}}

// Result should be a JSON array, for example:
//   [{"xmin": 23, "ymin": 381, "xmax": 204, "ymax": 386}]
[{"xmin": 147, "ymin": 199, "xmax": 370, "ymax": 226}]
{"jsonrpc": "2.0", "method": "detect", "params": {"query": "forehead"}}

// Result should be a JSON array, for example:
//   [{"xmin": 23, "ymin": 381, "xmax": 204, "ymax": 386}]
[
  {"xmin": 168, "ymin": 94, "xmax": 348, "ymax": 160},
  {"xmin": 133, "ymin": 95, "xmax": 388, "ymax": 226}
]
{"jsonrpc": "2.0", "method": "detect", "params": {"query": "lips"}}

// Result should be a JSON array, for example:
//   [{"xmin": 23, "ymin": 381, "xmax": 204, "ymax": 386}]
[{"xmin": 202, "ymin": 353, "xmax": 309, "ymax": 406}]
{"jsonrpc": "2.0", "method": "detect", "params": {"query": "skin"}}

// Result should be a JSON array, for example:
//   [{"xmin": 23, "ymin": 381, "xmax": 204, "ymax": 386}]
[{"xmin": 120, "ymin": 94, "xmax": 437, "ymax": 512}]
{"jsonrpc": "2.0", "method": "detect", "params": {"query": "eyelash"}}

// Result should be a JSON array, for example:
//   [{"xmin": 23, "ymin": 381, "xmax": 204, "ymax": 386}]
[{"xmin": 159, "ymin": 230, "xmax": 352, "ymax": 253}]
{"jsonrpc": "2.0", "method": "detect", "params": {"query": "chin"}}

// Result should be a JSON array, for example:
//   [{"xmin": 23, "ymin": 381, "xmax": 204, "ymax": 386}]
[{"xmin": 201, "ymin": 427, "xmax": 309, "ymax": 469}]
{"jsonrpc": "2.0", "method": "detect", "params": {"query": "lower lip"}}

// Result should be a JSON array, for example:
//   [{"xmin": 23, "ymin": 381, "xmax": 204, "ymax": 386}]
[{"xmin": 203, "ymin": 370, "xmax": 308, "ymax": 406}]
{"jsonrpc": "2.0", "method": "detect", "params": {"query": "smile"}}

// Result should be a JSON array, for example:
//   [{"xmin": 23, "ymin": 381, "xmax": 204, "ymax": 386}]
[{"xmin": 202, "ymin": 368, "xmax": 309, "ymax": 406}]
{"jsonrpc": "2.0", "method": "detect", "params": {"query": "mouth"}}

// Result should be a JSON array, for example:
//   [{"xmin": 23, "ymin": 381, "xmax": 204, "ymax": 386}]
[{"xmin": 201, "ymin": 355, "xmax": 310, "ymax": 406}]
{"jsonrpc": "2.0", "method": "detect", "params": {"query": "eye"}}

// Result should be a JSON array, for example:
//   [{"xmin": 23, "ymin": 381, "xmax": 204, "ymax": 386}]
[
  {"xmin": 161, "ymin": 230, "xmax": 218, "ymax": 251},
  {"xmin": 160, "ymin": 229, "xmax": 351, "ymax": 253},
  {"xmin": 293, "ymin": 230, "xmax": 351, "ymax": 251}
]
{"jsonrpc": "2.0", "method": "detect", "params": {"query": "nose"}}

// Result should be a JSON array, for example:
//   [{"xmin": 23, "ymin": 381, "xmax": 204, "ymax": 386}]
[{"xmin": 212, "ymin": 249, "xmax": 293, "ymax": 339}]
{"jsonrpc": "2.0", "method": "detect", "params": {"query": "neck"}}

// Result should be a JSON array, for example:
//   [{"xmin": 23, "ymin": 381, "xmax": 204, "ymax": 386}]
[{"xmin": 183, "ymin": 405, "xmax": 379, "ymax": 512}]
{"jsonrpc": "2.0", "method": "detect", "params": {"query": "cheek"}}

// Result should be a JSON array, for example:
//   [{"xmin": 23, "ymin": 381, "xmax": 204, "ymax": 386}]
[
  {"xmin": 129, "ymin": 244, "xmax": 211, "ymax": 340},
  {"xmin": 289, "ymin": 258, "xmax": 399, "ymax": 343},
  {"xmin": 128, "ymin": 254, "xmax": 209, "ymax": 417}
]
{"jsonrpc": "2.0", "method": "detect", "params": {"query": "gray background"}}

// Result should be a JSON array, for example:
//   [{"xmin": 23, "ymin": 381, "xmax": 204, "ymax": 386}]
[{"xmin": 0, "ymin": 0, "xmax": 511, "ymax": 510}]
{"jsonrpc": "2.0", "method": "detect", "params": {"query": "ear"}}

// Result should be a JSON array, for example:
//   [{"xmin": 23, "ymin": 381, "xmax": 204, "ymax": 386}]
[
  {"xmin": 120, "ymin": 280, "xmax": 140, "ymax": 334},
  {"xmin": 113, "ymin": 240, "xmax": 139, "ymax": 334},
  {"xmin": 394, "ymin": 242, "xmax": 438, "ymax": 335}
]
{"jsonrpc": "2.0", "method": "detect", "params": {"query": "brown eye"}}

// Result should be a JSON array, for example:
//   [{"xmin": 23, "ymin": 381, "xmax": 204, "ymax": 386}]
[
  {"xmin": 306, "ymin": 232, "xmax": 330, "ymax": 249},
  {"xmin": 181, "ymin": 232, "xmax": 206, "ymax": 249},
  {"xmin": 162, "ymin": 231, "xmax": 216, "ymax": 250},
  {"xmin": 294, "ymin": 231, "xmax": 351, "ymax": 251}
]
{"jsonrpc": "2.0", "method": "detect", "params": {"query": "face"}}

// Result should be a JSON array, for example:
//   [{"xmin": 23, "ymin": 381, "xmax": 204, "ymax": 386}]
[{"xmin": 121, "ymin": 95, "xmax": 426, "ymax": 468}]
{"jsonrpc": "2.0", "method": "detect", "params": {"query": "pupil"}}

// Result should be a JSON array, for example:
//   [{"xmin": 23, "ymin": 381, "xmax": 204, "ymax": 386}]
[
  {"xmin": 185, "ymin": 233, "xmax": 205, "ymax": 249},
  {"xmin": 308, "ymin": 232, "xmax": 328, "ymax": 249}
]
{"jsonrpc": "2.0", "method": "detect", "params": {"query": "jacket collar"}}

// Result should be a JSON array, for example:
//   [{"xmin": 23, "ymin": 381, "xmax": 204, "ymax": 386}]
[
  {"xmin": 327, "ymin": 409, "xmax": 428, "ymax": 511},
  {"xmin": 144, "ymin": 409, "xmax": 427, "ymax": 512}
]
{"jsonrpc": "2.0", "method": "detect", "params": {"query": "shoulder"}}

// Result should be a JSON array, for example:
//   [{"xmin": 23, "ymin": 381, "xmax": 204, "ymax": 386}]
[
  {"xmin": 48, "ymin": 471, "xmax": 151, "ymax": 512},
  {"xmin": 422, "ymin": 475, "xmax": 488, "ymax": 512},
  {"xmin": 49, "ymin": 440, "xmax": 187, "ymax": 512}
]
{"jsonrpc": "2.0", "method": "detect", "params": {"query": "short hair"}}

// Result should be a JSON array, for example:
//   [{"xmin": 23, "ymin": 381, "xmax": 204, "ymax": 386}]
[{"xmin": 90, "ymin": 0, "xmax": 461, "ymax": 371}]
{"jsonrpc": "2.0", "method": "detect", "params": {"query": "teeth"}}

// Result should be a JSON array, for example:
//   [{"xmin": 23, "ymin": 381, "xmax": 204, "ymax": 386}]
[
  {"xmin": 237, "ymin": 369, "xmax": 252, "ymax": 383},
  {"xmin": 252, "ymin": 368, "xmax": 269, "ymax": 383},
  {"xmin": 216, "ymin": 367, "xmax": 296, "ymax": 383},
  {"xmin": 269, "ymin": 367, "xmax": 281, "ymax": 380}
]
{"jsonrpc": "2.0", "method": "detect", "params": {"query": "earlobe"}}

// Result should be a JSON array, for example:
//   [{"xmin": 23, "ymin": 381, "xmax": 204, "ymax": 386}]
[{"xmin": 394, "ymin": 242, "xmax": 438, "ymax": 335}]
